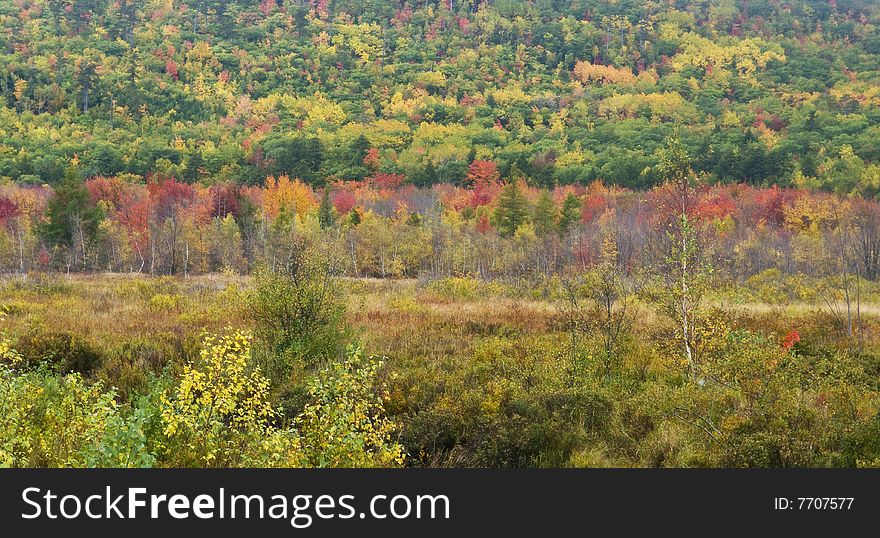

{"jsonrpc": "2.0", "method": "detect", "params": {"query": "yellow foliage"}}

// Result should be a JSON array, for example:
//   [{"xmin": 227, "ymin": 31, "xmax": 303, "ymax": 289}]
[
  {"xmin": 490, "ymin": 83, "xmax": 531, "ymax": 106},
  {"xmin": 160, "ymin": 330, "xmax": 303, "ymax": 467},
  {"xmin": 782, "ymin": 194, "xmax": 838, "ymax": 236},
  {"xmin": 264, "ymin": 175, "xmax": 317, "ymax": 221},
  {"xmin": 572, "ymin": 61, "xmax": 638, "ymax": 85},
  {"xmin": 598, "ymin": 92, "xmax": 696, "ymax": 122},
  {"xmin": 670, "ymin": 32, "xmax": 786, "ymax": 83}
]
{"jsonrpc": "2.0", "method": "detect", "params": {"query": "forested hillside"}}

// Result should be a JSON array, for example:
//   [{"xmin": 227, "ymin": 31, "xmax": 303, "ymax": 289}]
[{"xmin": 1, "ymin": 0, "xmax": 878, "ymax": 190}]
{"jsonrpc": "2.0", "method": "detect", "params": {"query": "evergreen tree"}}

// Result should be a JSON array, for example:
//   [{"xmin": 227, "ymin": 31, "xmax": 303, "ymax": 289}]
[
  {"xmin": 559, "ymin": 193, "xmax": 583, "ymax": 235},
  {"xmin": 350, "ymin": 134, "xmax": 371, "ymax": 167},
  {"xmin": 532, "ymin": 190, "xmax": 558, "ymax": 236},
  {"xmin": 493, "ymin": 180, "xmax": 530, "ymax": 237},
  {"xmin": 413, "ymin": 160, "xmax": 438, "ymax": 187},
  {"xmin": 319, "ymin": 187, "xmax": 336, "ymax": 229},
  {"xmin": 41, "ymin": 166, "xmax": 105, "ymax": 267},
  {"xmin": 183, "ymin": 150, "xmax": 205, "ymax": 184},
  {"xmin": 265, "ymin": 136, "xmax": 324, "ymax": 185}
]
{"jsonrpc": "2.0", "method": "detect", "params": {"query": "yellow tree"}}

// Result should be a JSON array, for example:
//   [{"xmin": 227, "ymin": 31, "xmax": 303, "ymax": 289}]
[{"xmin": 264, "ymin": 175, "xmax": 317, "ymax": 221}]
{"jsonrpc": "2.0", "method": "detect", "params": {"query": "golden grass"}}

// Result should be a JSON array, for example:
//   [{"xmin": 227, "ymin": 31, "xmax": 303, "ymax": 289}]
[{"xmin": 2, "ymin": 273, "xmax": 877, "ymax": 364}]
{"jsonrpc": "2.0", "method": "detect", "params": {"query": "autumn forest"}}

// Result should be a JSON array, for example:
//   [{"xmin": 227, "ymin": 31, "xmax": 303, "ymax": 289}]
[{"xmin": 1, "ymin": 0, "xmax": 880, "ymax": 468}]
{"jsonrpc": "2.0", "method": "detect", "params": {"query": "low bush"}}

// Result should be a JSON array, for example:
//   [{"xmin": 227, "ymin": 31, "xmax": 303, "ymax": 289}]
[{"xmin": 14, "ymin": 328, "xmax": 103, "ymax": 375}]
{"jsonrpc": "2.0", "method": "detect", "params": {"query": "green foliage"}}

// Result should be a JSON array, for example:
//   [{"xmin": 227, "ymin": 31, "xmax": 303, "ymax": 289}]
[
  {"xmin": 0, "ymin": 369, "xmax": 154, "ymax": 468},
  {"xmin": 532, "ymin": 191, "xmax": 558, "ymax": 236},
  {"xmin": 558, "ymin": 193, "xmax": 582, "ymax": 236},
  {"xmin": 636, "ymin": 326, "xmax": 880, "ymax": 467},
  {"xmin": 2, "ymin": 0, "xmax": 880, "ymax": 469},
  {"xmin": 425, "ymin": 276, "xmax": 507, "ymax": 301},
  {"xmin": 249, "ymin": 254, "xmax": 348, "ymax": 384},
  {"xmin": 493, "ymin": 180, "xmax": 530, "ymax": 237},
  {"xmin": 14, "ymin": 327, "xmax": 103, "ymax": 376},
  {"xmin": 390, "ymin": 335, "xmax": 615, "ymax": 467},
  {"xmin": 40, "ymin": 166, "xmax": 105, "ymax": 264},
  {"xmin": 1, "ymin": 1, "xmax": 876, "ymax": 191},
  {"xmin": 318, "ymin": 188, "xmax": 336, "ymax": 229},
  {"xmin": 263, "ymin": 136, "xmax": 324, "ymax": 185}
]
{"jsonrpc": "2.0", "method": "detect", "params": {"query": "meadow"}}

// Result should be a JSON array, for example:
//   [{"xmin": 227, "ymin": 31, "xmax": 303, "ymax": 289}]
[{"xmin": 4, "ymin": 271, "xmax": 880, "ymax": 468}]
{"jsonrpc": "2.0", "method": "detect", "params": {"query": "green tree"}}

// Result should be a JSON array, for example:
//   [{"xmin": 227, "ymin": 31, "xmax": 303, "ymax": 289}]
[
  {"xmin": 249, "ymin": 241, "xmax": 348, "ymax": 387},
  {"xmin": 318, "ymin": 187, "xmax": 336, "ymax": 229},
  {"xmin": 532, "ymin": 190, "xmax": 558, "ymax": 236},
  {"xmin": 264, "ymin": 136, "xmax": 324, "ymax": 185},
  {"xmin": 559, "ymin": 193, "xmax": 582, "ymax": 235},
  {"xmin": 183, "ymin": 150, "xmax": 205, "ymax": 184},
  {"xmin": 493, "ymin": 179, "xmax": 530, "ymax": 237},
  {"xmin": 41, "ymin": 166, "xmax": 105, "ymax": 269}
]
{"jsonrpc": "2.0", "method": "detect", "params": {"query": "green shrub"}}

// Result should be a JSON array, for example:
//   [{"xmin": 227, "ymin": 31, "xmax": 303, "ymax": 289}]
[
  {"xmin": 0, "ymin": 370, "xmax": 155, "ymax": 468},
  {"xmin": 249, "ymin": 257, "xmax": 348, "ymax": 385},
  {"xmin": 94, "ymin": 338, "xmax": 172, "ymax": 401}
]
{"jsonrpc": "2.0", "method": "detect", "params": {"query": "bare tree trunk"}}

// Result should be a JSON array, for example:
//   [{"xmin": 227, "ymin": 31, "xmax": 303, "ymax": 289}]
[
  {"xmin": 16, "ymin": 225, "xmax": 24, "ymax": 274},
  {"xmin": 349, "ymin": 232, "xmax": 358, "ymax": 277}
]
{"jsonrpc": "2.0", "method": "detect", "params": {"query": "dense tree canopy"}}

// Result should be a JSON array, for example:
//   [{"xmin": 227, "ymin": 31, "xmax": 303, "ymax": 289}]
[{"xmin": 0, "ymin": 0, "xmax": 877, "ymax": 193}]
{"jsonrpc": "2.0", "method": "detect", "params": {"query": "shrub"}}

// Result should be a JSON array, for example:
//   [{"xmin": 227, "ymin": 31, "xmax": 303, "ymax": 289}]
[
  {"xmin": 158, "ymin": 332, "xmax": 403, "ymax": 468},
  {"xmin": 297, "ymin": 344, "xmax": 405, "ymax": 467},
  {"xmin": 0, "ymin": 369, "xmax": 155, "ymax": 468},
  {"xmin": 14, "ymin": 328, "xmax": 103, "ymax": 375},
  {"xmin": 159, "ymin": 330, "xmax": 302, "ymax": 467},
  {"xmin": 148, "ymin": 293, "xmax": 182, "ymax": 312},
  {"xmin": 249, "ymin": 254, "xmax": 348, "ymax": 385},
  {"xmin": 426, "ymin": 276, "xmax": 506, "ymax": 301},
  {"xmin": 94, "ymin": 338, "xmax": 173, "ymax": 402}
]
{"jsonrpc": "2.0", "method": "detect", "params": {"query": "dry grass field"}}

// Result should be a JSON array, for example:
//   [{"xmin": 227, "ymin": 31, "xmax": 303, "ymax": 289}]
[{"xmin": 4, "ymin": 272, "xmax": 880, "ymax": 468}]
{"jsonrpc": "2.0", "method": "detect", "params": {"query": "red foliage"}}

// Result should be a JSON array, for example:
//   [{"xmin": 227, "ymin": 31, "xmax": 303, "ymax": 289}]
[
  {"xmin": 391, "ymin": 5, "xmax": 413, "ymax": 27},
  {"xmin": 86, "ymin": 176, "xmax": 127, "ymax": 208},
  {"xmin": 693, "ymin": 190, "xmax": 736, "ymax": 223},
  {"xmin": 208, "ymin": 183, "xmax": 240, "ymax": 218},
  {"xmin": 86, "ymin": 177, "xmax": 151, "ymax": 242},
  {"xmin": 475, "ymin": 213, "xmax": 492, "ymax": 234},
  {"xmin": 465, "ymin": 160, "xmax": 501, "ymax": 207},
  {"xmin": 572, "ymin": 240, "xmax": 594, "ymax": 269},
  {"xmin": 471, "ymin": 179, "xmax": 501, "ymax": 208},
  {"xmin": 0, "ymin": 194, "xmax": 21, "ymax": 223},
  {"xmin": 36, "ymin": 247, "xmax": 51, "ymax": 270},
  {"xmin": 752, "ymin": 185, "xmax": 797, "ymax": 226},
  {"xmin": 312, "ymin": 0, "xmax": 329, "ymax": 19},
  {"xmin": 466, "ymin": 160, "xmax": 500, "ymax": 186},
  {"xmin": 368, "ymin": 172, "xmax": 405, "ymax": 190},
  {"xmin": 165, "ymin": 59, "xmax": 178, "ymax": 81},
  {"xmin": 781, "ymin": 330, "xmax": 801, "ymax": 352},
  {"xmin": 332, "ymin": 189, "xmax": 357, "ymax": 215},
  {"xmin": 581, "ymin": 195, "xmax": 608, "ymax": 223},
  {"xmin": 147, "ymin": 176, "xmax": 196, "ymax": 221},
  {"xmin": 259, "ymin": 0, "xmax": 276, "ymax": 16}
]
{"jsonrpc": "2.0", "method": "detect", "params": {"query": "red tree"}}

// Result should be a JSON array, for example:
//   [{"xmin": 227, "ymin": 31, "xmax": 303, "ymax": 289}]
[
  {"xmin": 332, "ymin": 189, "xmax": 357, "ymax": 215},
  {"xmin": 466, "ymin": 159, "xmax": 500, "ymax": 186}
]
